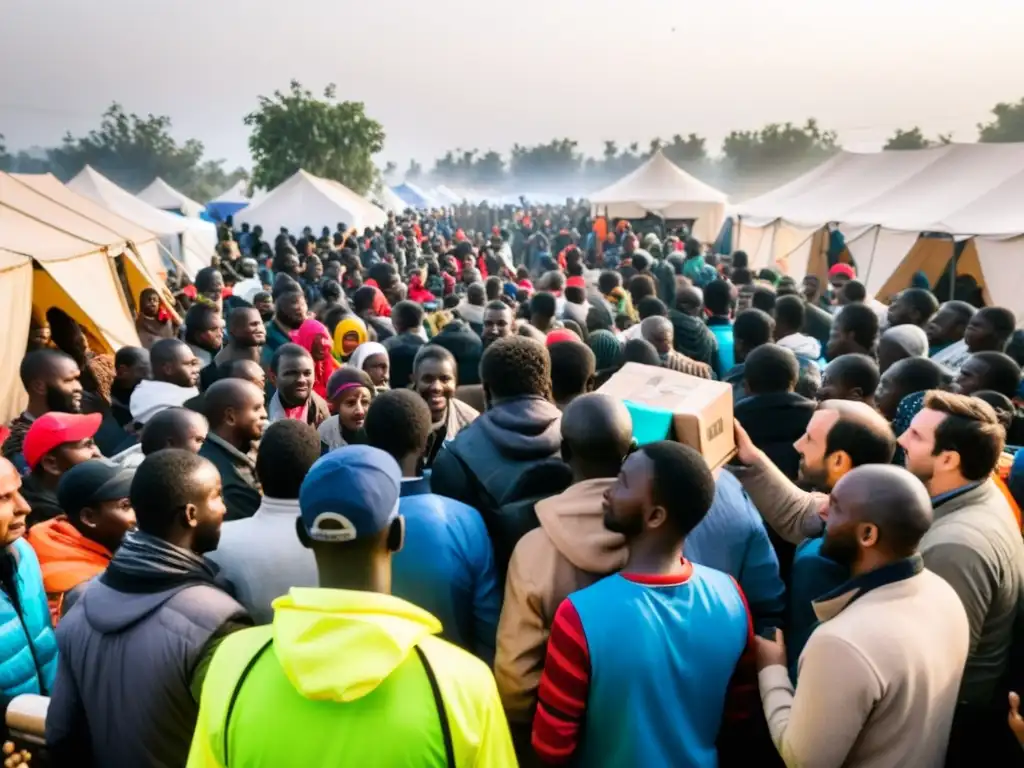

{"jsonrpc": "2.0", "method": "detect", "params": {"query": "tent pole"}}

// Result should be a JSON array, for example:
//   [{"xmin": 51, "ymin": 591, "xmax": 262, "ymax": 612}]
[{"xmin": 948, "ymin": 235, "xmax": 957, "ymax": 301}]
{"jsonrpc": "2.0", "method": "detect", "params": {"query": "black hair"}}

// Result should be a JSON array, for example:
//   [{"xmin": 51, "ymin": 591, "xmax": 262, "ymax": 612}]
[
  {"xmin": 751, "ymin": 286, "xmax": 777, "ymax": 314},
  {"xmin": 897, "ymin": 288, "xmax": 940, "ymax": 322},
  {"xmin": 836, "ymin": 303, "xmax": 880, "ymax": 351},
  {"xmin": 194, "ymin": 266, "xmax": 223, "ymax": 295},
  {"xmin": 642, "ymin": 441, "xmax": 717, "ymax": 537},
  {"xmin": 19, "ymin": 349, "xmax": 75, "ymax": 388},
  {"xmin": 256, "ymin": 420, "xmax": 322, "ymax": 499},
  {"xmin": 466, "ymin": 283, "xmax": 486, "ymax": 306},
  {"xmin": 442, "ymin": 294, "xmax": 461, "ymax": 310},
  {"xmin": 632, "ymin": 252, "xmax": 651, "ymax": 273},
  {"xmin": 976, "ymin": 307, "xmax": 1018, "ymax": 345},
  {"xmin": 841, "ymin": 280, "xmax": 867, "ymax": 303},
  {"xmin": 623, "ymin": 338, "xmax": 662, "ymax": 367},
  {"xmin": 704, "ymin": 280, "xmax": 733, "ymax": 316},
  {"xmin": 822, "ymin": 409, "xmax": 897, "ymax": 466},
  {"xmin": 628, "ymin": 274, "xmax": 656, "ymax": 305},
  {"xmin": 412, "ymin": 343, "xmax": 456, "ymax": 374},
  {"xmin": 368, "ymin": 262, "xmax": 397, "ymax": 289},
  {"xmin": 320, "ymin": 279, "xmax": 343, "ymax": 304},
  {"xmin": 733, "ymin": 308, "xmax": 775, "ymax": 348},
  {"xmin": 130, "ymin": 449, "xmax": 211, "ymax": 537},
  {"xmin": 114, "ymin": 346, "xmax": 148, "ymax": 369},
  {"xmin": 530, "ymin": 292, "xmax": 558, "ymax": 320},
  {"xmin": 480, "ymin": 336, "xmax": 551, "ymax": 399},
  {"xmin": 549, "ymin": 342, "xmax": 597, "ymax": 403},
  {"xmin": 184, "ymin": 303, "xmax": 220, "ymax": 343},
  {"xmin": 391, "ymin": 300, "xmax": 425, "ymax": 333},
  {"xmin": 973, "ymin": 390, "xmax": 1015, "ymax": 431},
  {"xmin": 140, "ymin": 408, "xmax": 204, "ymax": 456},
  {"xmin": 1005, "ymin": 330, "xmax": 1024, "ymax": 367},
  {"xmin": 732, "ymin": 250, "xmax": 749, "ymax": 269},
  {"xmin": 888, "ymin": 356, "xmax": 947, "ymax": 394},
  {"xmin": 353, "ymin": 285, "xmax": 379, "ymax": 314},
  {"xmin": 598, "ymin": 271, "xmax": 622, "ymax": 294},
  {"xmin": 365, "ymin": 389, "xmax": 434, "ymax": 463},
  {"xmin": 940, "ymin": 300, "xmax": 977, "ymax": 326},
  {"xmin": 253, "ymin": 291, "xmax": 272, "ymax": 305},
  {"xmin": 637, "ymin": 296, "xmax": 668, "ymax": 321},
  {"xmin": 744, "ymin": 344, "xmax": 799, "ymax": 394},
  {"xmin": 731, "ymin": 268, "xmax": 753, "ymax": 286},
  {"xmin": 270, "ymin": 342, "xmax": 312, "ymax": 375},
  {"xmin": 486, "ymin": 299, "xmax": 510, "ymax": 313},
  {"xmin": 485, "ymin": 276, "xmax": 503, "ymax": 301},
  {"xmin": 827, "ymin": 353, "xmax": 881, "ymax": 398},
  {"xmin": 202, "ymin": 378, "xmax": 262, "ymax": 428},
  {"xmin": 775, "ymin": 295, "xmax": 805, "ymax": 334},
  {"xmin": 150, "ymin": 338, "xmax": 190, "ymax": 371},
  {"xmin": 971, "ymin": 352, "xmax": 1022, "ymax": 399},
  {"xmin": 271, "ymin": 273, "xmax": 301, "ymax": 300},
  {"xmin": 565, "ymin": 286, "xmax": 586, "ymax": 304}
]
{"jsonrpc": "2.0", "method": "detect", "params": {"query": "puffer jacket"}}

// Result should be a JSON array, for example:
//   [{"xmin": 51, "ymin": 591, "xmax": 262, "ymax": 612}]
[{"xmin": 0, "ymin": 538, "xmax": 57, "ymax": 700}]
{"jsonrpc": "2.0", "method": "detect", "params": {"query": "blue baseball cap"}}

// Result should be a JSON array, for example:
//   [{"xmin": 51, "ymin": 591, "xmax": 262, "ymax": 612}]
[{"xmin": 298, "ymin": 445, "xmax": 402, "ymax": 543}]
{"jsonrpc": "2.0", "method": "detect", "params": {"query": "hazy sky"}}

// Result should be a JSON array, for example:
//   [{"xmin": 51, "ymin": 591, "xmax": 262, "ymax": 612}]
[{"xmin": 2, "ymin": 0, "xmax": 1022, "ymax": 174}]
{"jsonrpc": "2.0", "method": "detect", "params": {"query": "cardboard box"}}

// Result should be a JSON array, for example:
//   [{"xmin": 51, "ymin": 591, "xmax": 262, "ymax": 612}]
[{"xmin": 597, "ymin": 362, "xmax": 736, "ymax": 470}]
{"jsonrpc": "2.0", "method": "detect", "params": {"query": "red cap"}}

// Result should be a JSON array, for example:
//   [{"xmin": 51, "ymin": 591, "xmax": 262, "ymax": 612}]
[
  {"xmin": 828, "ymin": 263, "xmax": 856, "ymax": 280},
  {"xmin": 546, "ymin": 329, "xmax": 581, "ymax": 346},
  {"xmin": 566, "ymin": 276, "xmax": 586, "ymax": 290},
  {"xmin": 23, "ymin": 412, "xmax": 101, "ymax": 471}
]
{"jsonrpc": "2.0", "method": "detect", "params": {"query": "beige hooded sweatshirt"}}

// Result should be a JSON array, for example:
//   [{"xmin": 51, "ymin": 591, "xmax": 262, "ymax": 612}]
[{"xmin": 494, "ymin": 477, "xmax": 627, "ymax": 724}]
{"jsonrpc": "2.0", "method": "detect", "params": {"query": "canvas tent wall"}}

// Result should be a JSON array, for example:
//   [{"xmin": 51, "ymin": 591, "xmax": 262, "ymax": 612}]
[
  {"xmin": 235, "ymin": 170, "xmax": 387, "ymax": 234},
  {"xmin": 137, "ymin": 177, "xmax": 206, "ymax": 218},
  {"xmin": 67, "ymin": 166, "xmax": 217, "ymax": 278},
  {"xmin": 0, "ymin": 249, "xmax": 34, "ymax": 423},
  {"xmin": 735, "ymin": 143, "xmax": 1024, "ymax": 310},
  {"xmin": 206, "ymin": 180, "xmax": 250, "ymax": 221},
  {"xmin": 589, "ymin": 150, "xmax": 728, "ymax": 243}
]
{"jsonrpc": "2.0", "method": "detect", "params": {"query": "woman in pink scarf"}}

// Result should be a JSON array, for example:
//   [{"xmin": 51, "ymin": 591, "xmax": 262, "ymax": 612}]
[{"xmin": 290, "ymin": 318, "xmax": 340, "ymax": 401}]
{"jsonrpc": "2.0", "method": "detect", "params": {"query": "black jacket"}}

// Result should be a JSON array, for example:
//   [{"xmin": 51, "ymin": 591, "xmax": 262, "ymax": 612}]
[
  {"xmin": 734, "ymin": 391, "xmax": 816, "ymax": 482},
  {"xmin": 198, "ymin": 434, "xmax": 261, "ymax": 522},
  {"xmin": 382, "ymin": 332, "xmax": 425, "ymax": 390}
]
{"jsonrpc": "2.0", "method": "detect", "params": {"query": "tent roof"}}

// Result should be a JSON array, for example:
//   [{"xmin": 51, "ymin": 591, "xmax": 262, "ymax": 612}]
[
  {"xmin": 590, "ymin": 150, "xmax": 728, "ymax": 207},
  {"xmin": 137, "ymin": 177, "xmax": 205, "ymax": 217},
  {"xmin": 68, "ymin": 166, "xmax": 190, "ymax": 235},
  {"xmin": 376, "ymin": 185, "xmax": 409, "ymax": 213},
  {"xmin": 736, "ymin": 143, "xmax": 1024, "ymax": 236},
  {"xmin": 235, "ymin": 170, "xmax": 387, "ymax": 234},
  {"xmin": 393, "ymin": 182, "xmax": 438, "ymax": 209},
  {"xmin": 12, "ymin": 173, "xmax": 159, "ymax": 248},
  {"xmin": 209, "ymin": 179, "xmax": 250, "ymax": 204},
  {"xmin": 432, "ymin": 185, "xmax": 463, "ymax": 205}
]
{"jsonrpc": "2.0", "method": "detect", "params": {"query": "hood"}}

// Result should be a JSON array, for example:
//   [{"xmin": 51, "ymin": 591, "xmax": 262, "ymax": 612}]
[
  {"xmin": 777, "ymin": 333, "xmax": 822, "ymax": 360},
  {"xmin": 456, "ymin": 302, "xmax": 485, "ymax": 325},
  {"xmin": 535, "ymin": 478, "xmax": 627, "ymax": 574},
  {"xmin": 81, "ymin": 578, "xmax": 193, "ymax": 633},
  {"xmin": 130, "ymin": 380, "xmax": 199, "ymax": 425},
  {"xmin": 27, "ymin": 518, "xmax": 110, "ymax": 593},
  {"xmin": 271, "ymin": 588, "xmax": 441, "ymax": 702},
  {"xmin": 478, "ymin": 396, "xmax": 562, "ymax": 460},
  {"xmin": 111, "ymin": 442, "xmax": 144, "ymax": 469}
]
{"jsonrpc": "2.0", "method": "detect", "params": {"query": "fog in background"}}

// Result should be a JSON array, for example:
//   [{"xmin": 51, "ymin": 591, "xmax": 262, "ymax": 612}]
[{"xmin": 2, "ymin": 0, "xmax": 1022, "ymax": 197}]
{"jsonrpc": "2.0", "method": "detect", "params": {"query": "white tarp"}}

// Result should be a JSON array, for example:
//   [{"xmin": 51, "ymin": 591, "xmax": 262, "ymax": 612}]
[
  {"xmin": 975, "ymin": 237, "xmax": 1024, "ymax": 318},
  {"xmin": 67, "ymin": 166, "xmax": 216, "ymax": 276},
  {"xmin": 432, "ymin": 185, "xmax": 463, "ymax": 205},
  {"xmin": 376, "ymin": 185, "xmax": 409, "ymax": 214},
  {"xmin": 209, "ymin": 179, "xmax": 250, "ymax": 204},
  {"xmin": 589, "ymin": 150, "xmax": 728, "ymax": 242},
  {"xmin": 235, "ymin": 170, "xmax": 387, "ymax": 234},
  {"xmin": 137, "ymin": 177, "xmax": 206, "ymax": 218}
]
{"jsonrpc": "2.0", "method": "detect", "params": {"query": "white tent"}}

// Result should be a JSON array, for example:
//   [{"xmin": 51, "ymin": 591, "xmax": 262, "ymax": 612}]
[
  {"xmin": 235, "ymin": 170, "xmax": 387, "ymax": 234},
  {"xmin": 137, "ymin": 177, "xmax": 206, "ymax": 218},
  {"xmin": 67, "ymin": 166, "xmax": 217, "ymax": 277},
  {"xmin": 376, "ymin": 185, "xmax": 409, "ymax": 214},
  {"xmin": 589, "ymin": 150, "xmax": 728, "ymax": 242},
  {"xmin": 734, "ymin": 143, "xmax": 1024, "ymax": 310},
  {"xmin": 209, "ymin": 179, "xmax": 250, "ymax": 205},
  {"xmin": 431, "ymin": 185, "xmax": 463, "ymax": 205}
]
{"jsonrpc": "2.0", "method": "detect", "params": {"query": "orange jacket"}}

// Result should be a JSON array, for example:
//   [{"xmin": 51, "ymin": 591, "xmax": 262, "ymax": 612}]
[{"xmin": 27, "ymin": 518, "xmax": 112, "ymax": 624}]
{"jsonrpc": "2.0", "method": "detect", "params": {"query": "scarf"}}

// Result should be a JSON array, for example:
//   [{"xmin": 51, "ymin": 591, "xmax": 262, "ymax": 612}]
[
  {"xmin": 101, "ymin": 530, "xmax": 221, "ymax": 594},
  {"xmin": 269, "ymin": 390, "xmax": 309, "ymax": 424},
  {"xmin": 348, "ymin": 342, "xmax": 389, "ymax": 380},
  {"xmin": 332, "ymin": 316, "xmax": 368, "ymax": 360},
  {"xmin": 290, "ymin": 318, "xmax": 339, "ymax": 401}
]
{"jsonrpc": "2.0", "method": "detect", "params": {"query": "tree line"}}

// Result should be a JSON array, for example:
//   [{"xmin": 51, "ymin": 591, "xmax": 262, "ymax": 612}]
[{"xmin": 2, "ymin": 81, "xmax": 1023, "ymax": 201}]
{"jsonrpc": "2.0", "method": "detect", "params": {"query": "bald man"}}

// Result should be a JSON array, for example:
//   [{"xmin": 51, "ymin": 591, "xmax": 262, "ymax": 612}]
[
  {"xmin": 198, "ymin": 379, "xmax": 267, "ymax": 521},
  {"xmin": 755, "ymin": 465, "xmax": 969, "ymax": 768},
  {"xmin": 140, "ymin": 408, "xmax": 209, "ymax": 456},
  {"xmin": 640, "ymin": 316, "xmax": 712, "ymax": 378},
  {"xmin": 732, "ymin": 399, "xmax": 897, "ymax": 673},
  {"xmin": 670, "ymin": 284, "xmax": 721, "ymax": 372},
  {"xmin": 497, "ymin": 394, "xmax": 632, "ymax": 727}
]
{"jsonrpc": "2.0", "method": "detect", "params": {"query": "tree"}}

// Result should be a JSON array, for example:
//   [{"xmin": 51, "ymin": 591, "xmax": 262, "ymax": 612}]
[
  {"xmin": 473, "ymin": 150, "xmax": 505, "ymax": 186},
  {"xmin": 884, "ymin": 126, "xmax": 931, "ymax": 150},
  {"xmin": 978, "ymin": 98, "xmax": 1024, "ymax": 143},
  {"xmin": 406, "ymin": 159, "xmax": 422, "ymax": 180},
  {"xmin": 508, "ymin": 139, "xmax": 582, "ymax": 183},
  {"xmin": 47, "ymin": 103, "xmax": 219, "ymax": 196},
  {"xmin": 245, "ymin": 80, "xmax": 385, "ymax": 194},
  {"xmin": 0, "ymin": 134, "xmax": 8, "ymax": 171},
  {"xmin": 722, "ymin": 119, "xmax": 838, "ymax": 174},
  {"xmin": 663, "ymin": 133, "xmax": 707, "ymax": 165}
]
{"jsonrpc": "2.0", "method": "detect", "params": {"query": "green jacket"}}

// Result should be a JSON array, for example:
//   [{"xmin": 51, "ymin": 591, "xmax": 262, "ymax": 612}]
[{"xmin": 187, "ymin": 587, "xmax": 516, "ymax": 767}]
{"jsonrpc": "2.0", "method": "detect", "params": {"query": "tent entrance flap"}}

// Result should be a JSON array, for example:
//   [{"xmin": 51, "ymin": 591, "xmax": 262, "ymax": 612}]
[{"xmin": 0, "ymin": 251, "xmax": 33, "ymax": 424}]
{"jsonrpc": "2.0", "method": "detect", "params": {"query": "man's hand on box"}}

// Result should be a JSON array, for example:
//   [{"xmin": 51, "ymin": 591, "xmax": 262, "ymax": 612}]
[{"xmin": 733, "ymin": 422, "xmax": 762, "ymax": 466}]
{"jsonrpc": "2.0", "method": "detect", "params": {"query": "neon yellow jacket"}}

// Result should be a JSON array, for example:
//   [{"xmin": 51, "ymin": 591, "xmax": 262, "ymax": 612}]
[{"xmin": 187, "ymin": 587, "xmax": 517, "ymax": 767}]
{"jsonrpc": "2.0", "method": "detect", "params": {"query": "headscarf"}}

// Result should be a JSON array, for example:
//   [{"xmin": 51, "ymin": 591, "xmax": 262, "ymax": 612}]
[
  {"xmin": 589, "ymin": 329, "xmax": 623, "ymax": 371},
  {"xmin": 368, "ymin": 285, "xmax": 392, "ymax": 318},
  {"xmin": 407, "ymin": 273, "xmax": 435, "ymax": 304},
  {"xmin": 347, "ymin": 342, "xmax": 389, "ymax": 379},
  {"xmin": 326, "ymin": 367, "xmax": 375, "ymax": 402},
  {"xmin": 332, "ymin": 316, "xmax": 368, "ymax": 361},
  {"xmin": 290, "ymin": 318, "xmax": 339, "ymax": 401},
  {"xmin": 892, "ymin": 391, "xmax": 927, "ymax": 466},
  {"xmin": 882, "ymin": 324, "xmax": 929, "ymax": 358}
]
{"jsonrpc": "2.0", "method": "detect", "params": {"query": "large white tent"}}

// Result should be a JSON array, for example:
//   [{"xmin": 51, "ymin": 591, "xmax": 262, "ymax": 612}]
[
  {"xmin": 589, "ymin": 150, "xmax": 728, "ymax": 243},
  {"xmin": 67, "ymin": 166, "xmax": 216, "ymax": 277},
  {"xmin": 235, "ymin": 170, "xmax": 387, "ymax": 234},
  {"xmin": 375, "ymin": 185, "xmax": 410, "ymax": 214},
  {"xmin": 137, "ymin": 177, "xmax": 206, "ymax": 218},
  {"xmin": 734, "ymin": 143, "xmax": 1024, "ymax": 311}
]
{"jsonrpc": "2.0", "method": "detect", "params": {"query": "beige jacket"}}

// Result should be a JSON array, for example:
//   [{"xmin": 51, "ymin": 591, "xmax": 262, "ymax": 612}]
[
  {"xmin": 920, "ymin": 479, "xmax": 1024, "ymax": 706},
  {"xmin": 760, "ymin": 566, "xmax": 969, "ymax": 767},
  {"xmin": 726, "ymin": 450, "xmax": 827, "ymax": 545},
  {"xmin": 494, "ymin": 478, "xmax": 626, "ymax": 723}
]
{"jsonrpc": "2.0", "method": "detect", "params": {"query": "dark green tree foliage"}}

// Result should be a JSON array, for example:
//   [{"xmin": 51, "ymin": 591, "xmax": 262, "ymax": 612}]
[
  {"xmin": 245, "ymin": 80, "xmax": 385, "ymax": 195},
  {"xmin": 722, "ymin": 119, "xmax": 838, "ymax": 174},
  {"xmin": 978, "ymin": 98, "xmax": 1024, "ymax": 143}
]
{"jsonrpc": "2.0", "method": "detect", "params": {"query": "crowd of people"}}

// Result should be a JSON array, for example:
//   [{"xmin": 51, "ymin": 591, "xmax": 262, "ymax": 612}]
[{"xmin": 0, "ymin": 203, "xmax": 1023, "ymax": 766}]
